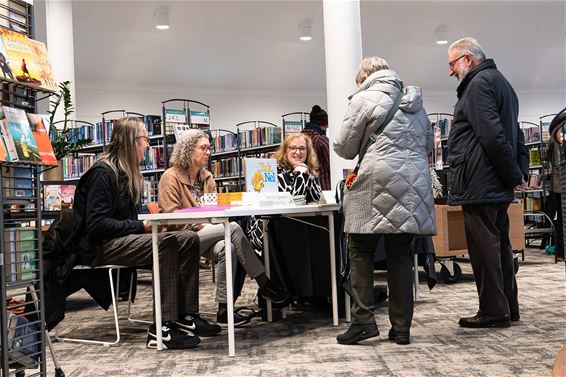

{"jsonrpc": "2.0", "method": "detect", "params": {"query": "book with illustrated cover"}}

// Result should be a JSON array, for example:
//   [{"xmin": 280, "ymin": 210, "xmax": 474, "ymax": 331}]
[
  {"xmin": 18, "ymin": 228, "xmax": 36, "ymax": 281},
  {"xmin": 243, "ymin": 158, "xmax": 278, "ymax": 193},
  {"xmin": 0, "ymin": 33, "xmax": 15, "ymax": 81},
  {"xmin": 0, "ymin": 109, "xmax": 18, "ymax": 161},
  {"xmin": 26, "ymin": 113, "xmax": 57, "ymax": 165},
  {"xmin": 529, "ymin": 149, "xmax": 541, "ymax": 166},
  {"xmin": 43, "ymin": 184, "xmax": 61, "ymax": 210},
  {"xmin": 0, "ymin": 29, "xmax": 57, "ymax": 91},
  {"xmin": 0, "ymin": 130, "xmax": 8, "ymax": 161},
  {"xmin": 3, "ymin": 228, "xmax": 19, "ymax": 283},
  {"xmin": 60, "ymin": 184, "xmax": 76, "ymax": 209},
  {"xmin": 2, "ymin": 106, "xmax": 40, "ymax": 163}
]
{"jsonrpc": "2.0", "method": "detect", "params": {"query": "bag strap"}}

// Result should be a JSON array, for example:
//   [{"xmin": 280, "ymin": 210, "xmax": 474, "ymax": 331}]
[{"xmin": 354, "ymin": 90, "xmax": 403, "ymax": 172}]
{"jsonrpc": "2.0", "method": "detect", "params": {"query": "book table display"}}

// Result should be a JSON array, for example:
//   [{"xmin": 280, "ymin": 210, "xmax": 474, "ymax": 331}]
[{"xmin": 139, "ymin": 203, "xmax": 341, "ymax": 357}]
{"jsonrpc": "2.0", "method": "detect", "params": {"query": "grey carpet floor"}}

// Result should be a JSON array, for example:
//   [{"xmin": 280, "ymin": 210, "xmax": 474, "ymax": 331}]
[{"xmin": 45, "ymin": 248, "xmax": 565, "ymax": 377}]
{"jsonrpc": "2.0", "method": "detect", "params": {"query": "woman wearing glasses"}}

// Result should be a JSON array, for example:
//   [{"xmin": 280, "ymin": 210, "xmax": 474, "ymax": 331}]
[{"xmin": 158, "ymin": 129, "xmax": 288, "ymax": 327}]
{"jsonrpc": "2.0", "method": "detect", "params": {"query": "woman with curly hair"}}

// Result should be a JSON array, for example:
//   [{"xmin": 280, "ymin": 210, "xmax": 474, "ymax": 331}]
[{"xmin": 158, "ymin": 129, "xmax": 288, "ymax": 327}]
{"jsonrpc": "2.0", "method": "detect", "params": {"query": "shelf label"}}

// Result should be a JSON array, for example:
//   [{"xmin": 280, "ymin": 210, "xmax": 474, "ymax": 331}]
[
  {"xmin": 190, "ymin": 111, "xmax": 210, "ymax": 125},
  {"xmin": 283, "ymin": 120, "xmax": 303, "ymax": 133},
  {"xmin": 165, "ymin": 109, "xmax": 187, "ymax": 124}
]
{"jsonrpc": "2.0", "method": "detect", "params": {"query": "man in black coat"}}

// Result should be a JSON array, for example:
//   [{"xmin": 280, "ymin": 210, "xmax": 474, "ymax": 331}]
[{"xmin": 447, "ymin": 37, "xmax": 528, "ymax": 328}]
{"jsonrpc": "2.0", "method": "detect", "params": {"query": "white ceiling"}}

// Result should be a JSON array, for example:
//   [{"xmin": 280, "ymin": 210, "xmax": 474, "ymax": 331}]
[{"xmin": 71, "ymin": 0, "xmax": 565, "ymax": 94}]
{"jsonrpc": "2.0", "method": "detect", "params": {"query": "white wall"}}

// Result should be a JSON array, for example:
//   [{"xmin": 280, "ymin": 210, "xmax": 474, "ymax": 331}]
[
  {"xmin": 76, "ymin": 84, "xmax": 565, "ymax": 130},
  {"xmin": 75, "ymin": 83, "xmax": 327, "ymax": 132}
]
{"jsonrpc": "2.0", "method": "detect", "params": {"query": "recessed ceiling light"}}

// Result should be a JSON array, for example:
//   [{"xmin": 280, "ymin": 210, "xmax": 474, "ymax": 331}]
[
  {"xmin": 154, "ymin": 7, "xmax": 169, "ymax": 30},
  {"xmin": 434, "ymin": 25, "xmax": 448, "ymax": 46},
  {"xmin": 299, "ymin": 20, "xmax": 312, "ymax": 41}
]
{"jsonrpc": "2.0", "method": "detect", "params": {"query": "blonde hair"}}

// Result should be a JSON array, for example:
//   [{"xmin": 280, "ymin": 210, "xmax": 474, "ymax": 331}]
[
  {"xmin": 275, "ymin": 133, "xmax": 319, "ymax": 177},
  {"xmin": 355, "ymin": 56, "xmax": 390, "ymax": 86},
  {"xmin": 170, "ymin": 129, "xmax": 209, "ymax": 171},
  {"xmin": 97, "ymin": 116, "xmax": 145, "ymax": 203}
]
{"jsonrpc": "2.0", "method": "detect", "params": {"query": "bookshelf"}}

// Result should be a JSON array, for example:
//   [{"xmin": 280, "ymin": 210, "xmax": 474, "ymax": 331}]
[
  {"xmin": 210, "ymin": 120, "xmax": 281, "ymax": 192},
  {"xmin": 428, "ymin": 113, "xmax": 453, "ymax": 203},
  {"xmin": 281, "ymin": 112, "xmax": 308, "ymax": 139}
]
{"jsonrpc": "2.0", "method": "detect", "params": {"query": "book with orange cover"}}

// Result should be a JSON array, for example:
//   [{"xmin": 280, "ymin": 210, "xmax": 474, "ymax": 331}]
[
  {"xmin": 0, "ymin": 29, "xmax": 57, "ymax": 91},
  {"xmin": 26, "ymin": 113, "xmax": 57, "ymax": 165}
]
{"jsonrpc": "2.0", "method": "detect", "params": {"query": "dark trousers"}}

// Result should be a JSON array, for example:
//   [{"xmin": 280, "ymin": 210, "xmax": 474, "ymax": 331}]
[
  {"xmin": 462, "ymin": 203, "xmax": 519, "ymax": 317},
  {"xmin": 99, "ymin": 230, "xmax": 200, "ymax": 322},
  {"xmin": 349, "ymin": 233, "xmax": 414, "ymax": 331},
  {"xmin": 544, "ymin": 192, "xmax": 564, "ymax": 258}
]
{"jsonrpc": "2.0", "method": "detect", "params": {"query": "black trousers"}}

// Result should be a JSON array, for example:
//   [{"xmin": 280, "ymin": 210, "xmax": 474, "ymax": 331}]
[
  {"xmin": 462, "ymin": 203, "xmax": 519, "ymax": 317},
  {"xmin": 348, "ymin": 233, "xmax": 414, "ymax": 331},
  {"xmin": 99, "ymin": 230, "xmax": 200, "ymax": 322},
  {"xmin": 544, "ymin": 192, "xmax": 564, "ymax": 258}
]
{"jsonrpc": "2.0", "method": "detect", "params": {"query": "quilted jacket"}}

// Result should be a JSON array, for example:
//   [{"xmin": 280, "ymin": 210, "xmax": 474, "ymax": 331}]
[{"xmin": 333, "ymin": 69, "xmax": 436, "ymax": 235}]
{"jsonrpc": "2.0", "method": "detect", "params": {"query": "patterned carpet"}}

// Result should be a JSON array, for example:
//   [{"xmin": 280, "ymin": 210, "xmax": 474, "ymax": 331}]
[{"xmin": 45, "ymin": 248, "xmax": 565, "ymax": 377}]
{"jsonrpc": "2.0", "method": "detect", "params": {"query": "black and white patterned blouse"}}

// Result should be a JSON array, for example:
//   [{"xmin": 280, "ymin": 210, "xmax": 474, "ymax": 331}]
[{"xmin": 245, "ymin": 165, "xmax": 322, "ymax": 256}]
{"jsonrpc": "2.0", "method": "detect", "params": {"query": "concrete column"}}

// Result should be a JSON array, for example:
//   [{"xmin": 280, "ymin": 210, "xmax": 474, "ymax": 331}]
[
  {"xmin": 34, "ymin": 0, "xmax": 76, "ymax": 117},
  {"xmin": 323, "ymin": 0, "xmax": 363, "ymax": 191}
]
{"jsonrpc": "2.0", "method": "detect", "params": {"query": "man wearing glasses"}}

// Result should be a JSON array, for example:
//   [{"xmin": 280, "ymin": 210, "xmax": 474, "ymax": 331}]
[{"xmin": 446, "ymin": 37, "xmax": 528, "ymax": 328}]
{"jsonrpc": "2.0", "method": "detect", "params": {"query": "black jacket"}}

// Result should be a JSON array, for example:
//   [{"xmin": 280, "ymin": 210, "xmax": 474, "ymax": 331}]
[
  {"xmin": 447, "ymin": 59, "xmax": 525, "ymax": 205},
  {"xmin": 73, "ymin": 162, "xmax": 144, "ymax": 266}
]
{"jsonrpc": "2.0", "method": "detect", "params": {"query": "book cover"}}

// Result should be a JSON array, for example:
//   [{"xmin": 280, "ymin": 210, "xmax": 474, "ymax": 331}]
[
  {"xmin": 0, "ymin": 33, "xmax": 15, "ymax": 81},
  {"xmin": 529, "ymin": 149, "xmax": 541, "ymax": 166},
  {"xmin": 43, "ymin": 184, "xmax": 61, "ymax": 210},
  {"xmin": 0, "ymin": 129, "xmax": 8, "ymax": 161},
  {"xmin": 0, "ymin": 110, "xmax": 18, "ymax": 161},
  {"xmin": 12, "ymin": 166, "xmax": 33, "ymax": 197},
  {"xmin": 243, "ymin": 158, "xmax": 278, "ymax": 193},
  {"xmin": 18, "ymin": 228, "xmax": 36, "ymax": 281},
  {"xmin": 3, "ymin": 228, "xmax": 18, "ymax": 283},
  {"xmin": 0, "ymin": 29, "xmax": 57, "ymax": 91},
  {"xmin": 2, "ymin": 106, "xmax": 40, "ymax": 163},
  {"xmin": 60, "ymin": 184, "xmax": 76, "ymax": 209},
  {"xmin": 26, "ymin": 113, "xmax": 57, "ymax": 165}
]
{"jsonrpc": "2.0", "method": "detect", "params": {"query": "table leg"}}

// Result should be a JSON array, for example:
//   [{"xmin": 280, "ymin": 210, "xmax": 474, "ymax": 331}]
[
  {"xmin": 151, "ymin": 224, "xmax": 162, "ymax": 350},
  {"xmin": 224, "ymin": 219, "xmax": 235, "ymax": 357},
  {"xmin": 413, "ymin": 253, "xmax": 419, "ymax": 301},
  {"xmin": 262, "ymin": 219, "xmax": 272, "ymax": 322},
  {"xmin": 328, "ymin": 212, "xmax": 338, "ymax": 326}
]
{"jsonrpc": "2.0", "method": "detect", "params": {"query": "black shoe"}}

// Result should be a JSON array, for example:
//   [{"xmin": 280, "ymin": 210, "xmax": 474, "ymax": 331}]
[
  {"xmin": 388, "ymin": 328, "xmax": 410, "ymax": 345},
  {"xmin": 260, "ymin": 281, "xmax": 289, "ymax": 304},
  {"xmin": 217, "ymin": 309, "xmax": 252, "ymax": 327},
  {"xmin": 336, "ymin": 323, "xmax": 379, "ymax": 345},
  {"xmin": 146, "ymin": 321, "xmax": 200, "ymax": 349},
  {"xmin": 458, "ymin": 313, "xmax": 510, "ymax": 328},
  {"xmin": 176, "ymin": 314, "xmax": 222, "ymax": 337},
  {"xmin": 510, "ymin": 313, "xmax": 520, "ymax": 322}
]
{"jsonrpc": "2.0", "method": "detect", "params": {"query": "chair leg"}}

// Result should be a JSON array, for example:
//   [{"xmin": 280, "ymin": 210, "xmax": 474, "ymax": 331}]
[{"xmin": 127, "ymin": 270, "xmax": 151, "ymax": 325}]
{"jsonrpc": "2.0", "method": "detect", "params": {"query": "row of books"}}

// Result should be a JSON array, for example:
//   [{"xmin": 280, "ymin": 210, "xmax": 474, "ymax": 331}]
[
  {"xmin": 76, "ymin": 115, "xmax": 163, "ymax": 146},
  {"xmin": 432, "ymin": 118, "xmax": 452, "ymax": 138},
  {"xmin": 523, "ymin": 127, "xmax": 541, "ymax": 143},
  {"xmin": 3, "ymin": 227, "xmax": 37, "ymax": 283},
  {"xmin": 43, "ymin": 184, "xmax": 75, "ymax": 211},
  {"xmin": 210, "ymin": 157, "xmax": 239, "ymax": 178},
  {"xmin": 239, "ymin": 127, "xmax": 282, "ymax": 150},
  {"xmin": 61, "ymin": 153, "xmax": 96, "ymax": 179},
  {"xmin": 140, "ymin": 146, "xmax": 166, "ymax": 172},
  {"xmin": 527, "ymin": 172, "xmax": 542, "ymax": 188},
  {"xmin": 0, "ymin": 106, "xmax": 57, "ymax": 165},
  {"xmin": 212, "ymin": 132, "xmax": 238, "ymax": 153},
  {"xmin": 142, "ymin": 176, "xmax": 159, "ymax": 204},
  {"xmin": 523, "ymin": 196, "xmax": 542, "ymax": 212}
]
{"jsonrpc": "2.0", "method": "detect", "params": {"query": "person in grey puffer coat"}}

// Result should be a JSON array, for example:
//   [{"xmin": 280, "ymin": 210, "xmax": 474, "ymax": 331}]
[{"xmin": 333, "ymin": 56, "xmax": 436, "ymax": 346}]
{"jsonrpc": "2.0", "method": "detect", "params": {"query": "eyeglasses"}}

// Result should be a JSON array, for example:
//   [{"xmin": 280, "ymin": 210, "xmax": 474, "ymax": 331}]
[
  {"xmin": 196, "ymin": 145, "xmax": 211, "ymax": 152},
  {"xmin": 448, "ymin": 54, "xmax": 466, "ymax": 69},
  {"xmin": 288, "ymin": 146, "xmax": 307, "ymax": 153},
  {"xmin": 137, "ymin": 135, "xmax": 149, "ymax": 143}
]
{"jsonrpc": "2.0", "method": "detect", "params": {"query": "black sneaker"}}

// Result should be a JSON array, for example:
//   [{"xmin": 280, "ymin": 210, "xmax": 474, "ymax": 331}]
[
  {"xmin": 146, "ymin": 321, "xmax": 200, "ymax": 349},
  {"xmin": 260, "ymin": 281, "xmax": 289, "ymax": 304},
  {"xmin": 388, "ymin": 328, "xmax": 410, "ymax": 345},
  {"xmin": 336, "ymin": 323, "xmax": 379, "ymax": 345},
  {"xmin": 176, "ymin": 314, "xmax": 222, "ymax": 337},
  {"xmin": 217, "ymin": 309, "xmax": 252, "ymax": 328}
]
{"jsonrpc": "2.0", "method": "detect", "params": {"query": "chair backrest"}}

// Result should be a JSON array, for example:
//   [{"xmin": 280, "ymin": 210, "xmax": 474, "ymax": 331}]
[{"xmin": 146, "ymin": 202, "xmax": 159, "ymax": 214}]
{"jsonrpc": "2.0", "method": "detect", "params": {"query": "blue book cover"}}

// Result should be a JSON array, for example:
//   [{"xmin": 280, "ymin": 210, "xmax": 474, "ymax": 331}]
[
  {"xmin": 2, "ymin": 106, "xmax": 40, "ymax": 163},
  {"xmin": 243, "ymin": 158, "xmax": 278, "ymax": 193}
]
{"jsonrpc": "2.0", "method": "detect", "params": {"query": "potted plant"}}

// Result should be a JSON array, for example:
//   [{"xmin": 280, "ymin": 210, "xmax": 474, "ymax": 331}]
[{"xmin": 44, "ymin": 81, "xmax": 92, "ymax": 180}]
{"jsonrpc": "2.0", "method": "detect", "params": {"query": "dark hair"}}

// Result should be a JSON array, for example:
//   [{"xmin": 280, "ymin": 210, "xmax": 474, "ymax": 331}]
[{"xmin": 309, "ymin": 105, "xmax": 328, "ymax": 125}]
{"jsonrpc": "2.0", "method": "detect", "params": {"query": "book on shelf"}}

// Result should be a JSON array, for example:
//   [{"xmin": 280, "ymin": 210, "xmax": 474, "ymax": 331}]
[
  {"xmin": 541, "ymin": 122, "xmax": 550, "ymax": 142},
  {"xmin": 0, "ymin": 29, "xmax": 57, "ymax": 91},
  {"xmin": 26, "ymin": 113, "xmax": 57, "ymax": 165},
  {"xmin": 60, "ymin": 184, "xmax": 76, "ymax": 209},
  {"xmin": 12, "ymin": 166, "xmax": 33, "ymax": 197},
  {"xmin": 1, "ymin": 106, "xmax": 41, "ymax": 163},
  {"xmin": 0, "ymin": 32, "xmax": 15, "ymax": 81},
  {"xmin": 18, "ymin": 227, "xmax": 36, "ymax": 281},
  {"xmin": 524, "ymin": 127, "xmax": 541, "ymax": 143},
  {"xmin": 243, "ymin": 158, "xmax": 278, "ymax": 193},
  {"xmin": 145, "ymin": 115, "xmax": 161, "ymax": 136},
  {"xmin": 529, "ymin": 149, "xmax": 541, "ymax": 166},
  {"xmin": 43, "ymin": 184, "xmax": 61, "ymax": 210},
  {"xmin": 3, "ymin": 228, "xmax": 19, "ymax": 283}
]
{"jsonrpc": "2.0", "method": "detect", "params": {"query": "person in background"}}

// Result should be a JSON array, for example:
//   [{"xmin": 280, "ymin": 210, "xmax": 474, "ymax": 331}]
[
  {"xmin": 333, "ymin": 56, "xmax": 435, "ymax": 346},
  {"xmin": 446, "ymin": 37, "xmax": 527, "ymax": 328},
  {"xmin": 72, "ymin": 116, "xmax": 220, "ymax": 350},
  {"xmin": 245, "ymin": 133, "xmax": 322, "ymax": 256},
  {"xmin": 158, "ymin": 129, "xmax": 288, "ymax": 327},
  {"xmin": 302, "ymin": 105, "xmax": 331, "ymax": 190}
]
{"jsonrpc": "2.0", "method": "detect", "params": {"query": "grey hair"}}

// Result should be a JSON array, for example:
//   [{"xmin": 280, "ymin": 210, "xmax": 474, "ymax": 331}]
[
  {"xmin": 170, "ymin": 129, "xmax": 209, "ymax": 171},
  {"xmin": 355, "ymin": 56, "xmax": 390, "ymax": 85},
  {"xmin": 449, "ymin": 37, "xmax": 486, "ymax": 61}
]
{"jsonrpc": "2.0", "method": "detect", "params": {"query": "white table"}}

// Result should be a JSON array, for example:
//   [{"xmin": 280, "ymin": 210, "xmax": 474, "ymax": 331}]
[{"xmin": 139, "ymin": 203, "xmax": 341, "ymax": 357}]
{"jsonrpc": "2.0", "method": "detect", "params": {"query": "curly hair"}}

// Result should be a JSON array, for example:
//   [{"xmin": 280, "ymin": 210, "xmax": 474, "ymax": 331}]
[
  {"xmin": 275, "ymin": 133, "xmax": 319, "ymax": 177},
  {"xmin": 169, "ymin": 129, "xmax": 209, "ymax": 171}
]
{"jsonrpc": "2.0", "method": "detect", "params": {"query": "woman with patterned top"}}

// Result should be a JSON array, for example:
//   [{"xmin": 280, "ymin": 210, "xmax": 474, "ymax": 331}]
[
  {"xmin": 158, "ymin": 129, "xmax": 288, "ymax": 327},
  {"xmin": 245, "ymin": 133, "xmax": 323, "ymax": 256}
]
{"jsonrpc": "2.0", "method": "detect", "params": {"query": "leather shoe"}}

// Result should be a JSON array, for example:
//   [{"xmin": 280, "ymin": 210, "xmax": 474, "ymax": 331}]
[
  {"xmin": 458, "ymin": 313, "xmax": 510, "ymax": 328},
  {"xmin": 388, "ymin": 328, "xmax": 410, "ymax": 345},
  {"xmin": 510, "ymin": 313, "xmax": 520, "ymax": 322},
  {"xmin": 336, "ymin": 323, "xmax": 379, "ymax": 345}
]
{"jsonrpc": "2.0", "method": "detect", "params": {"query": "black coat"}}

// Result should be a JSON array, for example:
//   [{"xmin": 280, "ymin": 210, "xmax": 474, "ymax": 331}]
[
  {"xmin": 73, "ymin": 162, "xmax": 144, "ymax": 266},
  {"xmin": 448, "ymin": 59, "xmax": 526, "ymax": 205}
]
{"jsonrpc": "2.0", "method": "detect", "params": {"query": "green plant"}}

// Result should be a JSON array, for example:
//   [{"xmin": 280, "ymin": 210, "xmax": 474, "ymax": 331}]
[{"xmin": 48, "ymin": 80, "xmax": 91, "ymax": 160}]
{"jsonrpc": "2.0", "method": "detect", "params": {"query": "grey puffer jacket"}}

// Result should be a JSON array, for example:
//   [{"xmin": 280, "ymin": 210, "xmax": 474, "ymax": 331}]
[{"xmin": 333, "ymin": 69, "xmax": 436, "ymax": 235}]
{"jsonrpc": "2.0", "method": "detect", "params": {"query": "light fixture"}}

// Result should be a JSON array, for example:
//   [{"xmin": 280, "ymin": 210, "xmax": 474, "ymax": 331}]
[
  {"xmin": 154, "ymin": 7, "xmax": 169, "ymax": 30},
  {"xmin": 434, "ymin": 25, "xmax": 448, "ymax": 45},
  {"xmin": 299, "ymin": 20, "xmax": 312, "ymax": 41}
]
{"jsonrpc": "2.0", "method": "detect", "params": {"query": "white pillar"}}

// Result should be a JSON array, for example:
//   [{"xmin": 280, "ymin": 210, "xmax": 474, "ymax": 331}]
[
  {"xmin": 34, "ymin": 0, "xmax": 76, "ymax": 118},
  {"xmin": 323, "ymin": 0, "xmax": 363, "ymax": 190}
]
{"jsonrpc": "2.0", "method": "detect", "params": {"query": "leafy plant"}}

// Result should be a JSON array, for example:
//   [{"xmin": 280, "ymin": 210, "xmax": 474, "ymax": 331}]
[{"xmin": 47, "ymin": 80, "xmax": 91, "ymax": 160}]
